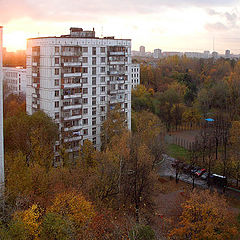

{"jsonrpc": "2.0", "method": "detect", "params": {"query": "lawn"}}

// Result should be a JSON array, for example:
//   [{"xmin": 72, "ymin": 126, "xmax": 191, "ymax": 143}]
[{"xmin": 167, "ymin": 144, "xmax": 190, "ymax": 162}]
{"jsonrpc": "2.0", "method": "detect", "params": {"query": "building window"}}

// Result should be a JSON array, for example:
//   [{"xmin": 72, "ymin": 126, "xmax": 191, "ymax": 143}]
[
  {"xmin": 93, "ymin": 137, "xmax": 96, "ymax": 145},
  {"xmin": 55, "ymin": 90, "xmax": 59, "ymax": 97},
  {"xmin": 55, "ymin": 112, "xmax": 59, "ymax": 119},
  {"xmin": 92, "ymin": 117, "xmax": 96, "ymax": 125},
  {"xmin": 125, "ymin": 84, "xmax": 128, "ymax": 90},
  {"xmin": 101, "ymin": 86, "xmax": 105, "ymax": 92},
  {"xmin": 83, "ymin": 98, "xmax": 88, "ymax": 104},
  {"xmin": 100, "ymin": 47, "xmax": 105, "ymax": 53},
  {"xmin": 92, "ymin": 77, "xmax": 96, "ymax": 85},
  {"xmin": 100, "ymin": 106, "xmax": 105, "ymax": 112},
  {"xmin": 92, "ymin": 107, "xmax": 96, "ymax": 115},
  {"xmin": 72, "ymin": 109, "xmax": 81, "ymax": 116},
  {"xmin": 82, "ymin": 77, "xmax": 88, "ymax": 84},
  {"xmin": 83, "ymin": 129, "xmax": 88, "ymax": 135},
  {"xmin": 55, "ymin": 101, "xmax": 59, "ymax": 108},
  {"xmin": 55, "ymin": 69, "xmax": 59, "ymax": 75},
  {"xmin": 82, "ymin": 67, "xmax": 88, "ymax": 73},
  {"xmin": 92, "ymin": 97, "xmax": 96, "ymax": 105},
  {"xmin": 82, "ymin": 47, "xmax": 88, "ymax": 53},
  {"xmin": 100, "ymin": 67, "xmax": 105, "ymax": 73},
  {"xmin": 92, "ymin": 67, "xmax": 96, "ymax": 75},
  {"xmin": 92, "ymin": 127, "xmax": 96, "ymax": 135},
  {"xmin": 100, "ymin": 116, "xmax": 105, "ymax": 122},
  {"xmin": 125, "ymin": 103, "xmax": 128, "ymax": 108},
  {"xmin": 92, "ymin": 47, "xmax": 96, "ymax": 55},
  {"xmin": 92, "ymin": 87, "xmax": 96, "ymax": 95},
  {"xmin": 92, "ymin": 57, "xmax": 96, "ymax": 65},
  {"xmin": 55, "ymin": 58, "xmax": 60, "ymax": 64},
  {"xmin": 83, "ymin": 119, "xmax": 88, "ymax": 125},
  {"xmin": 55, "ymin": 46, "xmax": 60, "ymax": 53},
  {"xmin": 54, "ymin": 79, "xmax": 59, "ymax": 86},
  {"xmin": 101, "ymin": 57, "xmax": 105, "ymax": 63},
  {"xmin": 83, "ymin": 108, "xmax": 88, "ymax": 115},
  {"xmin": 100, "ymin": 96, "xmax": 105, "ymax": 102},
  {"xmin": 83, "ymin": 88, "xmax": 88, "ymax": 94},
  {"xmin": 82, "ymin": 57, "xmax": 88, "ymax": 63},
  {"xmin": 100, "ymin": 76, "xmax": 105, "ymax": 82}
]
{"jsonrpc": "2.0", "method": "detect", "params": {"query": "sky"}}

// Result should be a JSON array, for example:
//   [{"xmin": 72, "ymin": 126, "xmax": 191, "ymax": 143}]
[{"xmin": 1, "ymin": 0, "xmax": 240, "ymax": 53}]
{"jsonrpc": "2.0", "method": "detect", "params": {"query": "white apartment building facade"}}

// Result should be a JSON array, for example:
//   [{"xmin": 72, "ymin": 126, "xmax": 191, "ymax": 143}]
[
  {"xmin": 131, "ymin": 64, "xmax": 140, "ymax": 89},
  {"xmin": 26, "ymin": 28, "xmax": 132, "ymax": 158},
  {"xmin": 3, "ymin": 67, "xmax": 26, "ymax": 95}
]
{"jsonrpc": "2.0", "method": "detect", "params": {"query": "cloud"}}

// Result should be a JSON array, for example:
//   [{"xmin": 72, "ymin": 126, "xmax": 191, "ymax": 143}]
[
  {"xmin": 205, "ymin": 22, "xmax": 228, "ymax": 31},
  {"xmin": 0, "ymin": 0, "xmax": 239, "ymax": 24}
]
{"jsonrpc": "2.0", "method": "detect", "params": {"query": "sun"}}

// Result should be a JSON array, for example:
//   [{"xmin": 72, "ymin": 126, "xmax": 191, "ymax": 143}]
[{"xmin": 3, "ymin": 31, "xmax": 27, "ymax": 52}]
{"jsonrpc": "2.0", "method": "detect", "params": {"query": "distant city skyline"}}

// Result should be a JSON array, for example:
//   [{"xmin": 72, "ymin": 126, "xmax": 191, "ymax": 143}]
[{"xmin": 2, "ymin": 0, "xmax": 240, "ymax": 53}]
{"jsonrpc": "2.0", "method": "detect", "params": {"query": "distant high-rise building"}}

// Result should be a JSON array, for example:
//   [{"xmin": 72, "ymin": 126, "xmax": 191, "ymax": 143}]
[
  {"xmin": 139, "ymin": 46, "xmax": 145, "ymax": 56},
  {"xmin": 26, "ymin": 27, "xmax": 132, "ymax": 159},
  {"xmin": 212, "ymin": 51, "xmax": 218, "ymax": 59},
  {"xmin": 225, "ymin": 50, "xmax": 231, "ymax": 58},
  {"xmin": 153, "ymin": 49, "xmax": 162, "ymax": 59},
  {"xmin": 0, "ymin": 26, "xmax": 4, "ymax": 193},
  {"xmin": 139, "ymin": 46, "xmax": 145, "ymax": 53}
]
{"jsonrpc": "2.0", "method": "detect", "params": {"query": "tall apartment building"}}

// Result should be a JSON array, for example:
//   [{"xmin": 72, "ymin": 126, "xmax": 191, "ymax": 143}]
[
  {"xmin": 0, "ymin": 26, "xmax": 4, "ymax": 191},
  {"xmin": 153, "ymin": 49, "xmax": 162, "ymax": 59},
  {"xmin": 130, "ymin": 64, "xmax": 140, "ymax": 89},
  {"xmin": 3, "ymin": 67, "xmax": 27, "ymax": 95},
  {"xmin": 26, "ymin": 28, "xmax": 132, "ymax": 158}
]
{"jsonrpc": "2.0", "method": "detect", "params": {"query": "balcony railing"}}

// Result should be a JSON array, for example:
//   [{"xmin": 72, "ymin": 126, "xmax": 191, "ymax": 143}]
[{"xmin": 63, "ymin": 72, "xmax": 82, "ymax": 78}]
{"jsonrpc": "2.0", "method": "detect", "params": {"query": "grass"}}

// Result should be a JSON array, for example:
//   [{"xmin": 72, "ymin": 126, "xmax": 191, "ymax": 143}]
[{"xmin": 167, "ymin": 144, "xmax": 191, "ymax": 162}]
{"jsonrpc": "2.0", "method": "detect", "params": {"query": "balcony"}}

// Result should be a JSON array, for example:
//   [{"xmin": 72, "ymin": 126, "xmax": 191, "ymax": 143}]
[
  {"xmin": 109, "ymin": 51, "xmax": 125, "ymax": 56},
  {"xmin": 32, "ymin": 72, "xmax": 40, "ymax": 77},
  {"xmin": 109, "ymin": 61, "xmax": 125, "ymax": 65},
  {"xmin": 32, "ymin": 103, "xmax": 40, "ymax": 109},
  {"xmin": 63, "ymin": 72, "xmax": 82, "ymax": 78},
  {"xmin": 63, "ymin": 93, "xmax": 82, "ymax": 99},
  {"xmin": 108, "ymin": 70, "xmax": 126, "ymax": 75},
  {"xmin": 32, "ymin": 83, "xmax": 40, "ymax": 88},
  {"xmin": 61, "ymin": 51, "xmax": 81, "ymax": 57},
  {"xmin": 63, "ymin": 62, "xmax": 82, "ymax": 67},
  {"xmin": 32, "ymin": 62, "xmax": 39, "ymax": 66},
  {"xmin": 64, "ymin": 126, "xmax": 82, "ymax": 132},
  {"xmin": 63, "ymin": 114, "xmax": 82, "ymax": 121},
  {"xmin": 32, "ymin": 93, "xmax": 40, "ymax": 98},
  {"xmin": 62, "ymin": 104, "xmax": 82, "ymax": 110},
  {"xmin": 64, "ymin": 135, "xmax": 82, "ymax": 143}
]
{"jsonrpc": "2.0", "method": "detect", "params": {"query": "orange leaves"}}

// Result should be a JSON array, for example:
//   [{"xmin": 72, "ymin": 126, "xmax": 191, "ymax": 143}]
[
  {"xmin": 169, "ymin": 190, "xmax": 239, "ymax": 240},
  {"xmin": 47, "ymin": 191, "xmax": 95, "ymax": 229}
]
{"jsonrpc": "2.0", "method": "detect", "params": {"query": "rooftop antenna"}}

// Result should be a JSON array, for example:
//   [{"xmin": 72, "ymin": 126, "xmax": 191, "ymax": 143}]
[
  {"xmin": 213, "ymin": 36, "xmax": 215, "ymax": 52},
  {"xmin": 101, "ymin": 26, "xmax": 103, "ymax": 38}
]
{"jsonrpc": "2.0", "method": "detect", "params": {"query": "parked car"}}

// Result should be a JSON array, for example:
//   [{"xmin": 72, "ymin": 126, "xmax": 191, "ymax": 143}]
[
  {"xmin": 183, "ymin": 164, "xmax": 192, "ymax": 174},
  {"xmin": 209, "ymin": 174, "xmax": 227, "ymax": 187},
  {"xmin": 201, "ymin": 172, "xmax": 208, "ymax": 180},
  {"xmin": 190, "ymin": 167, "xmax": 199, "ymax": 175},
  {"xmin": 195, "ymin": 168, "xmax": 206, "ymax": 177}
]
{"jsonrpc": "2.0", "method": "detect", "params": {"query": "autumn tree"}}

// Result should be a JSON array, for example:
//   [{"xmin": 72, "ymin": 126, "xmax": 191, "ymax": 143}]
[
  {"xmin": 101, "ymin": 103, "xmax": 128, "ymax": 149},
  {"xmin": 169, "ymin": 190, "xmax": 239, "ymax": 239}
]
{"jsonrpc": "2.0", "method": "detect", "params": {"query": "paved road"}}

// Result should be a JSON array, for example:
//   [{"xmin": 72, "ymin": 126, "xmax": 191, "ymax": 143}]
[{"xmin": 158, "ymin": 154, "xmax": 208, "ymax": 189}]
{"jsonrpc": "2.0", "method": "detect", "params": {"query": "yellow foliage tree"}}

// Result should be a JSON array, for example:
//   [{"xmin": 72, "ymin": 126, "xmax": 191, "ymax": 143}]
[
  {"xmin": 14, "ymin": 204, "xmax": 42, "ymax": 240},
  {"xmin": 47, "ymin": 191, "xmax": 95, "ymax": 234},
  {"xmin": 169, "ymin": 190, "xmax": 238, "ymax": 240}
]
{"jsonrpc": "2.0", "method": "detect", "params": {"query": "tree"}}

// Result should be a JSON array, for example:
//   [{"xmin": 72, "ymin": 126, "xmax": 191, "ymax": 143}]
[
  {"xmin": 79, "ymin": 139, "xmax": 97, "ymax": 168},
  {"xmin": 47, "ymin": 191, "xmax": 95, "ymax": 237},
  {"xmin": 229, "ymin": 121, "xmax": 240, "ymax": 186},
  {"xmin": 169, "ymin": 190, "xmax": 238, "ymax": 239},
  {"xmin": 13, "ymin": 204, "xmax": 42, "ymax": 239},
  {"xmin": 101, "ymin": 103, "xmax": 127, "ymax": 149},
  {"xmin": 40, "ymin": 212, "xmax": 75, "ymax": 240}
]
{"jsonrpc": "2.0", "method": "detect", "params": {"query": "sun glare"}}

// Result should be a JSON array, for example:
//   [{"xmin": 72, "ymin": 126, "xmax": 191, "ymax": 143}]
[{"xmin": 3, "ymin": 31, "xmax": 27, "ymax": 52}]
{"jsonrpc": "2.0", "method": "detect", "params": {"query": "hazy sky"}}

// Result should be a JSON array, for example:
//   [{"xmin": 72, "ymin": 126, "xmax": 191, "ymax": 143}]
[{"xmin": 1, "ymin": 0, "xmax": 240, "ymax": 53}]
